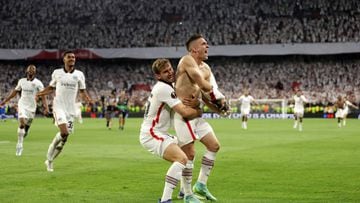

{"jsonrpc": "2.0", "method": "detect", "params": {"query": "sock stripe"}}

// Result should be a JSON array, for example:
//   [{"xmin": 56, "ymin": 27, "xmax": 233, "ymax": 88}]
[
  {"xmin": 202, "ymin": 157, "xmax": 214, "ymax": 166},
  {"xmin": 182, "ymin": 168, "xmax": 193, "ymax": 176},
  {"xmin": 165, "ymin": 175, "xmax": 178, "ymax": 186}
]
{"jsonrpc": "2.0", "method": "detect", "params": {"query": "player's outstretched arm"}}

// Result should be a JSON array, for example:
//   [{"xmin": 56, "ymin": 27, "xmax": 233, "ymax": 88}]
[
  {"xmin": 0, "ymin": 90, "xmax": 18, "ymax": 106},
  {"xmin": 41, "ymin": 95, "xmax": 49, "ymax": 115},
  {"xmin": 37, "ymin": 86, "xmax": 54, "ymax": 97},
  {"xmin": 172, "ymin": 103, "xmax": 202, "ymax": 120},
  {"xmin": 348, "ymin": 101, "xmax": 359, "ymax": 109}
]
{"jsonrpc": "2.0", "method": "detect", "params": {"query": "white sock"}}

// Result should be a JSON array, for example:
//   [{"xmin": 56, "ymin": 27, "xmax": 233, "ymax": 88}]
[
  {"xmin": 182, "ymin": 160, "xmax": 194, "ymax": 196},
  {"xmin": 198, "ymin": 150, "xmax": 216, "ymax": 184},
  {"xmin": 17, "ymin": 128, "xmax": 25, "ymax": 147},
  {"xmin": 161, "ymin": 162, "xmax": 185, "ymax": 201},
  {"xmin": 52, "ymin": 140, "xmax": 66, "ymax": 160},
  {"xmin": 47, "ymin": 132, "xmax": 62, "ymax": 161},
  {"xmin": 343, "ymin": 120, "xmax": 346, "ymax": 126}
]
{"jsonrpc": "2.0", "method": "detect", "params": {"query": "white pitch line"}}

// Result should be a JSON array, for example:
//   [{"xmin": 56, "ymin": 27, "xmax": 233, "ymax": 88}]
[{"xmin": 0, "ymin": 141, "xmax": 11, "ymax": 144}]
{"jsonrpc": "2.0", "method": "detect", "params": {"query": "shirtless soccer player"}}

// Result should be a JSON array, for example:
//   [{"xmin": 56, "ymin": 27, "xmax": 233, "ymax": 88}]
[{"xmin": 175, "ymin": 34, "xmax": 230, "ymax": 202}]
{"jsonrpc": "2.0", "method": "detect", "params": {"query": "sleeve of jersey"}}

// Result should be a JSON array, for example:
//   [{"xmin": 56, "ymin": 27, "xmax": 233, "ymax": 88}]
[
  {"xmin": 14, "ymin": 79, "xmax": 22, "ymax": 91},
  {"xmin": 49, "ymin": 71, "xmax": 57, "ymax": 87},
  {"xmin": 78, "ymin": 72, "xmax": 86, "ymax": 90},
  {"xmin": 38, "ymin": 80, "xmax": 45, "ymax": 91},
  {"xmin": 157, "ymin": 84, "xmax": 181, "ymax": 108}
]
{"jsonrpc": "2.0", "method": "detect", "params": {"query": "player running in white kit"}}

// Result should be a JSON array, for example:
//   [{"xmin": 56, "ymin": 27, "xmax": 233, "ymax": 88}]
[
  {"xmin": 292, "ymin": 90, "xmax": 308, "ymax": 131},
  {"xmin": 238, "ymin": 90, "xmax": 255, "ymax": 129},
  {"xmin": 37, "ymin": 51, "xmax": 93, "ymax": 172},
  {"xmin": 342, "ymin": 96, "xmax": 358, "ymax": 126},
  {"xmin": 0, "ymin": 65, "xmax": 48, "ymax": 156}
]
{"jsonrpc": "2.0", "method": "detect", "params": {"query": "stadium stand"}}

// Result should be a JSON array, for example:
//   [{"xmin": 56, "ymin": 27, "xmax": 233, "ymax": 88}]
[{"xmin": 1, "ymin": 0, "xmax": 360, "ymax": 48}]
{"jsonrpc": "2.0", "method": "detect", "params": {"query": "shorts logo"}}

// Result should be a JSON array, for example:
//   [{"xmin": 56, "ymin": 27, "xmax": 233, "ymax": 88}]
[{"xmin": 171, "ymin": 92, "xmax": 177, "ymax": 99}]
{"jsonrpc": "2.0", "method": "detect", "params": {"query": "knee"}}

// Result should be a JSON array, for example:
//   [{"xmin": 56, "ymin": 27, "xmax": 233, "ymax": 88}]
[
  {"xmin": 184, "ymin": 148, "xmax": 196, "ymax": 161},
  {"xmin": 208, "ymin": 142, "xmax": 220, "ymax": 153},
  {"xmin": 178, "ymin": 156, "xmax": 188, "ymax": 166},
  {"xmin": 60, "ymin": 133, "xmax": 69, "ymax": 142}
]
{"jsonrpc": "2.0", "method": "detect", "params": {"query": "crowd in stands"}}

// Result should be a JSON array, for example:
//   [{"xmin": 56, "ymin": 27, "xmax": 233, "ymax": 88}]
[
  {"xmin": 1, "ymin": 55, "xmax": 359, "ymax": 114},
  {"xmin": 1, "ymin": 0, "xmax": 360, "ymax": 48}
]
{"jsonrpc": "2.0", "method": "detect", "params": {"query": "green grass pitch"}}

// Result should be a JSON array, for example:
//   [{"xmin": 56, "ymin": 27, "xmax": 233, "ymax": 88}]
[{"xmin": 0, "ymin": 117, "xmax": 360, "ymax": 202}]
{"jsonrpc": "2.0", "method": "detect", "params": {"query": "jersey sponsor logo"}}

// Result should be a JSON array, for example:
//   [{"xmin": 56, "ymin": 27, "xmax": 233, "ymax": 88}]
[
  {"xmin": 22, "ymin": 89, "xmax": 35, "ymax": 93},
  {"xmin": 60, "ymin": 82, "xmax": 77, "ymax": 89}
]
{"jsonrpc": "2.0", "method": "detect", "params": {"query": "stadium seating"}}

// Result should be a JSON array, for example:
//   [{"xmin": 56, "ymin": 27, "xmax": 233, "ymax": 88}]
[{"xmin": 1, "ymin": 0, "xmax": 360, "ymax": 48}]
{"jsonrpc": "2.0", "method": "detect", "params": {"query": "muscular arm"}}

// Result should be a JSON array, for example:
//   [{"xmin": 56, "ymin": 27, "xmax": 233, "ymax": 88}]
[
  {"xmin": 37, "ymin": 86, "xmax": 55, "ymax": 97},
  {"xmin": 0, "ymin": 90, "xmax": 19, "ymax": 106},
  {"xmin": 172, "ymin": 103, "xmax": 202, "ymax": 120},
  {"xmin": 41, "ymin": 95, "xmax": 49, "ymax": 114},
  {"xmin": 348, "ymin": 101, "xmax": 359, "ymax": 109},
  {"xmin": 179, "ymin": 56, "xmax": 212, "ymax": 92},
  {"xmin": 79, "ymin": 89, "xmax": 93, "ymax": 104}
]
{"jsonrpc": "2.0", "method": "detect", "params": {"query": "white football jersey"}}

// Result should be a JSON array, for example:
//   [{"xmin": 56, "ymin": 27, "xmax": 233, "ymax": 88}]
[
  {"xmin": 140, "ymin": 81, "xmax": 181, "ymax": 134},
  {"xmin": 15, "ymin": 78, "xmax": 44, "ymax": 112},
  {"xmin": 239, "ymin": 95, "xmax": 254, "ymax": 110},
  {"xmin": 50, "ymin": 68, "xmax": 86, "ymax": 116},
  {"xmin": 294, "ymin": 95, "xmax": 307, "ymax": 110}
]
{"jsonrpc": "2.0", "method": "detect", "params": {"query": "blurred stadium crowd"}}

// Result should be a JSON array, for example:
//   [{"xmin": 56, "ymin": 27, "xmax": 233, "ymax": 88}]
[
  {"xmin": 1, "ymin": 0, "xmax": 360, "ymax": 48},
  {"xmin": 1, "ymin": 55, "xmax": 359, "ymax": 112}
]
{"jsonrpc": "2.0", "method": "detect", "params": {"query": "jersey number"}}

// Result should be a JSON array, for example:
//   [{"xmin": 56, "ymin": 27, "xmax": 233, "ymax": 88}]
[{"xmin": 143, "ymin": 101, "xmax": 151, "ymax": 118}]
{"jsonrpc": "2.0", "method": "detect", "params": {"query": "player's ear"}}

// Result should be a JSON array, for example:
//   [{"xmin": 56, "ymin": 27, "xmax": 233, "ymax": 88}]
[{"xmin": 155, "ymin": 73, "xmax": 161, "ymax": 80}]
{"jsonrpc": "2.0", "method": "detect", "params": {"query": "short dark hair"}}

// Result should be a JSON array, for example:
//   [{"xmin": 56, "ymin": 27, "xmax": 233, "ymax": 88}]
[
  {"xmin": 152, "ymin": 58, "xmax": 170, "ymax": 74},
  {"xmin": 186, "ymin": 34, "xmax": 203, "ymax": 51},
  {"xmin": 62, "ymin": 50, "xmax": 75, "ymax": 58}
]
